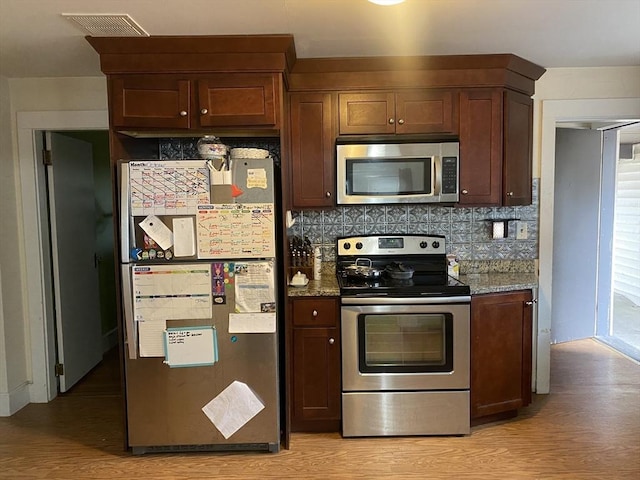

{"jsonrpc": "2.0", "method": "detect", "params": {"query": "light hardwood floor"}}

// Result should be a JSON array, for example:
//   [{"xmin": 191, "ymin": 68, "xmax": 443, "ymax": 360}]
[{"xmin": 1, "ymin": 339, "xmax": 638, "ymax": 479}]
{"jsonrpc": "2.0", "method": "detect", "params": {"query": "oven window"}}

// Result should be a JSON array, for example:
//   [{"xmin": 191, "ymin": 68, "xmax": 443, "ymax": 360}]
[
  {"xmin": 357, "ymin": 313, "xmax": 453, "ymax": 373},
  {"xmin": 346, "ymin": 157, "xmax": 433, "ymax": 196}
]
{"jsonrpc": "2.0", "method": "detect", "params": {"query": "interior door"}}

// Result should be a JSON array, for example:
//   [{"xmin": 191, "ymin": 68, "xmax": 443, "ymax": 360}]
[
  {"xmin": 47, "ymin": 132, "xmax": 103, "ymax": 392},
  {"xmin": 552, "ymin": 128, "xmax": 602, "ymax": 343}
]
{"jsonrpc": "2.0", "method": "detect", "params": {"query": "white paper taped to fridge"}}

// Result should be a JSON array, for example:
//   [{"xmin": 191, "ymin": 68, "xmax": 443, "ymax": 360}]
[
  {"xmin": 201, "ymin": 381, "xmax": 265, "ymax": 439},
  {"xmin": 233, "ymin": 261, "xmax": 276, "ymax": 313},
  {"xmin": 172, "ymin": 217, "xmax": 196, "ymax": 257},
  {"xmin": 132, "ymin": 264, "xmax": 212, "ymax": 322},
  {"xmin": 228, "ymin": 312, "xmax": 276, "ymax": 333},
  {"xmin": 139, "ymin": 215, "xmax": 173, "ymax": 250}
]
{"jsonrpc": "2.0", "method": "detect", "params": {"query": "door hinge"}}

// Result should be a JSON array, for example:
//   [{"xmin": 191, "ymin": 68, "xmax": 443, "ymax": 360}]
[
  {"xmin": 43, "ymin": 149, "xmax": 52, "ymax": 166},
  {"xmin": 55, "ymin": 363, "xmax": 64, "ymax": 376}
]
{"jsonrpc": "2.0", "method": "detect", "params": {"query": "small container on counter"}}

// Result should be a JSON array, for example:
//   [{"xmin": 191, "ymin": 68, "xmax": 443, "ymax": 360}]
[{"xmin": 447, "ymin": 254, "xmax": 460, "ymax": 278}]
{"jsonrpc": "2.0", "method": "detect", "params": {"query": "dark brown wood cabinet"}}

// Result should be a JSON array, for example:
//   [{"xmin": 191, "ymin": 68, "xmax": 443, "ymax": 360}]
[
  {"xmin": 470, "ymin": 290, "xmax": 533, "ymax": 422},
  {"xmin": 459, "ymin": 88, "xmax": 533, "ymax": 206},
  {"xmin": 110, "ymin": 73, "xmax": 279, "ymax": 130},
  {"xmin": 338, "ymin": 90, "xmax": 458, "ymax": 135},
  {"xmin": 290, "ymin": 297, "xmax": 341, "ymax": 432},
  {"xmin": 289, "ymin": 92, "xmax": 336, "ymax": 208}
]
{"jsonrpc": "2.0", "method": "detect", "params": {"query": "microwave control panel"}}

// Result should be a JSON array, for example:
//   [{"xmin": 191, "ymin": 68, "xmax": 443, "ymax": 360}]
[{"xmin": 441, "ymin": 156, "xmax": 458, "ymax": 194}]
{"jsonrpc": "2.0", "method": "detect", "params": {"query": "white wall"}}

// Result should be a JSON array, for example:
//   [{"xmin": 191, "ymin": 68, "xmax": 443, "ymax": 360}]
[
  {"xmin": 533, "ymin": 66, "xmax": 640, "ymax": 393},
  {"xmin": 0, "ymin": 77, "xmax": 107, "ymax": 415}
]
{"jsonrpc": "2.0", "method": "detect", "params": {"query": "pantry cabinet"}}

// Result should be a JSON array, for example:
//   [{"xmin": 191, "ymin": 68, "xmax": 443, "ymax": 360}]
[
  {"xmin": 290, "ymin": 297, "xmax": 341, "ymax": 432},
  {"xmin": 338, "ymin": 90, "xmax": 458, "ymax": 135},
  {"xmin": 470, "ymin": 290, "xmax": 534, "ymax": 423},
  {"xmin": 459, "ymin": 88, "xmax": 533, "ymax": 206},
  {"xmin": 289, "ymin": 92, "xmax": 336, "ymax": 208},
  {"xmin": 110, "ymin": 73, "xmax": 279, "ymax": 130}
]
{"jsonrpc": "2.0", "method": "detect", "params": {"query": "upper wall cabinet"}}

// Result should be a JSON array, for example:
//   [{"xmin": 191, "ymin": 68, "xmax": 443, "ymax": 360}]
[
  {"xmin": 110, "ymin": 73, "xmax": 279, "ymax": 131},
  {"xmin": 87, "ymin": 35, "xmax": 296, "ymax": 136},
  {"xmin": 459, "ymin": 88, "xmax": 533, "ymax": 206},
  {"xmin": 338, "ymin": 90, "xmax": 458, "ymax": 135}
]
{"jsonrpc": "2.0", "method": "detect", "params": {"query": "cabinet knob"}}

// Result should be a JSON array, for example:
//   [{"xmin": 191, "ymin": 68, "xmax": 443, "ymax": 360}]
[
  {"xmin": 398, "ymin": 119, "xmax": 405, "ymax": 125},
  {"xmin": 525, "ymin": 300, "xmax": 537, "ymax": 306},
  {"xmin": 200, "ymin": 108, "xmax": 208, "ymax": 115},
  {"xmin": 507, "ymin": 191, "xmax": 514, "ymax": 197},
  {"xmin": 325, "ymin": 191, "xmax": 332, "ymax": 198},
  {"xmin": 328, "ymin": 338, "xmax": 335, "ymax": 345},
  {"xmin": 312, "ymin": 310, "xmax": 318, "ymax": 317},
  {"xmin": 179, "ymin": 111, "xmax": 187, "ymax": 117},
  {"xmin": 461, "ymin": 189, "xmax": 469, "ymax": 195},
  {"xmin": 388, "ymin": 118, "xmax": 395, "ymax": 124}
]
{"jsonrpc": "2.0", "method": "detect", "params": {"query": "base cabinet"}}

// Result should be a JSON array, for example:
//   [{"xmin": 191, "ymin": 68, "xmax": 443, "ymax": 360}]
[
  {"xmin": 290, "ymin": 297, "xmax": 341, "ymax": 432},
  {"xmin": 471, "ymin": 290, "xmax": 533, "ymax": 422}
]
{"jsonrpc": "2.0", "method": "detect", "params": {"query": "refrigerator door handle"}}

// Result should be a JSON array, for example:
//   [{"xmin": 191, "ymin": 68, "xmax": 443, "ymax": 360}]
[
  {"xmin": 120, "ymin": 162, "xmax": 133, "ymax": 264},
  {"xmin": 121, "ymin": 264, "xmax": 137, "ymax": 359}
]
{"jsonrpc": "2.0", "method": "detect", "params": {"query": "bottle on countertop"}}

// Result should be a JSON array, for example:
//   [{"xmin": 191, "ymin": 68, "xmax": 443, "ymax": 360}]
[{"xmin": 314, "ymin": 246, "xmax": 322, "ymax": 279}]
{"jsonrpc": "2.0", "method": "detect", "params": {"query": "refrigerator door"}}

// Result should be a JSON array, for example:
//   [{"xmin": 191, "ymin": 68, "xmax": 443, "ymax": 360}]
[{"xmin": 122, "ymin": 260, "xmax": 280, "ymax": 453}]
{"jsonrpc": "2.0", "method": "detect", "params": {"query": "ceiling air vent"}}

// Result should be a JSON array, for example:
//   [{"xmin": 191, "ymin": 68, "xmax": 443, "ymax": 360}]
[{"xmin": 62, "ymin": 13, "xmax": 149, "ymax": 37}]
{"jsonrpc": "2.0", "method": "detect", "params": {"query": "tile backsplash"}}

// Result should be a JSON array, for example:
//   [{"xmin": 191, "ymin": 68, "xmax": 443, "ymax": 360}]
[{"xmin": 289, "ymin": 179, "xmax": 539, "ymax": 262}]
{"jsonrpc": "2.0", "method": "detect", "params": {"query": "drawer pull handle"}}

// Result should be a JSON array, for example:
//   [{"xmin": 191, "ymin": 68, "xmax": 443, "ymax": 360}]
[
  {"xmin": 179, "ymin": 111, "xmax": 187, "ymax": 117},
  {"xmin": 461, "ymin": 189, "xmax": 469, "ymax": 195},
  {"xmin": 312, "ymin": 310, "xmax": 318, "ymax": 317},
  {"xmin": 328, "ymin": 338, "xmax": 335, "ymax": 345}
]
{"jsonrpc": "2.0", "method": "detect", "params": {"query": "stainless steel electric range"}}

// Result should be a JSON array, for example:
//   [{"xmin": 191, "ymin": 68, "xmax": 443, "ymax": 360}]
[{"xmin": 336, "ymin": 234, "xmax": 471, "ymax": 437}]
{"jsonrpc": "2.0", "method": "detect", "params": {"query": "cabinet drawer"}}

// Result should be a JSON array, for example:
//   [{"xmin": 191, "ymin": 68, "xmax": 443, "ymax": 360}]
[{"xmin": 292, "ymin": 298, "xmax": 338, "ymax": 327}]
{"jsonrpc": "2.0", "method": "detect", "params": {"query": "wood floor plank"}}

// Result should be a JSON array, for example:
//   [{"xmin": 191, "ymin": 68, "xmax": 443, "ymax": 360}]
[{"xmin": 0, "ymin": 339, "xmax": 638, "ymax": 479}]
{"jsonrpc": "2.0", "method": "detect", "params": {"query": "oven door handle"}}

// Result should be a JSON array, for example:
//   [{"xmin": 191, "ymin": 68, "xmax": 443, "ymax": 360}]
[{"xmin": 341, "ymin": 295, "xmax": 471, "ymax": 305}]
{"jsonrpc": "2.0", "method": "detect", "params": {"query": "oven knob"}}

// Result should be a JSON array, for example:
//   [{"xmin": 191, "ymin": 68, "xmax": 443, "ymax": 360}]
[
  {"xmin": 343, "ymin": 242, "xmax": 351, "ymax": 250},
  {"xmin": 419, "ymin": 241, "xmax": 428, "ymax": 249},
  {"xmin": 432, "ymin": 241, "xmax": 440, "ymax": 249},
  {"xmin": 355, "ymin": 242, "xmax": 363, "ymax": 250}
]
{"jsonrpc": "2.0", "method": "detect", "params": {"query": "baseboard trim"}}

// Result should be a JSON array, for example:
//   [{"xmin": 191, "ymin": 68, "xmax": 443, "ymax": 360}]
[
  {"xmin": 102, "ymin": 328, "xmax": 118, "ymax": 354},
  {"xmin": 0, "ymin": 381, "xmax": 31, "ymax": 417}
]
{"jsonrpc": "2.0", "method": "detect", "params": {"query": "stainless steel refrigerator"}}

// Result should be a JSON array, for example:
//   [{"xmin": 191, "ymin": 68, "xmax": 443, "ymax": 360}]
[{"xmin": 118, "ymin": 157, "xmax": 281, "ymax": 454}]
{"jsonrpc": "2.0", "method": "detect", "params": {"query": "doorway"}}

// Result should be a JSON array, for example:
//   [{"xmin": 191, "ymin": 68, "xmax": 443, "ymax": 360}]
[
  {"xmin": 43, "ymin": 130, "xmax": 118, "ymax": 392},
  {"xmin": 17, "ymin": 110, "xmax": 112, "ymax": 403}
]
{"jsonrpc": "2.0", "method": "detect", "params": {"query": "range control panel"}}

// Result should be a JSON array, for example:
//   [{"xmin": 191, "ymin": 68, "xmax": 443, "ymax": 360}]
[{"xmin": 337, "ymin": 235, "xmax": 446, "ymax": 256}]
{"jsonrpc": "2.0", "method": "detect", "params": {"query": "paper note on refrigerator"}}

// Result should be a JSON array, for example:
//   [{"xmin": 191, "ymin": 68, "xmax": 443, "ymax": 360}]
[
  {"xmin": 132, "ymin": 264, "xmax": 212, "ymax": 322},
  {"xmin": 172, "ymin": 217, "xmax": 196, "ymax": 257},
  {"xmin": 201, "ymin": 381, "xmax": 265, "ymax": 439},
  {"xmin": 129, "ymin": 160, "xmax": 210, "ymax": 216},
  {"xmin": 233, "ymin": 261, "xmax": 276, "ymax": 313},
  {"xmin": 138, "ymin": 319, "xmax": 167, "ymax": 357},
  {"xmin": 228, "ymin": 313, "xmax": 276, "ymax": 333},
  {"xmin": 139, "ymin": 215, "xmax": 173, "ymax": 250},
  {"xmin": 196, "ymin": 204, "xmax": 275, "ymax": 259}
]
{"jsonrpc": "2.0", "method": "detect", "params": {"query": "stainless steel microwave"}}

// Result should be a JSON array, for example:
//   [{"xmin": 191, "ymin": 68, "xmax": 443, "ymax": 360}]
[{"xmin": 336, "ymin": 140, "xmax": 460, "ymax": 205}]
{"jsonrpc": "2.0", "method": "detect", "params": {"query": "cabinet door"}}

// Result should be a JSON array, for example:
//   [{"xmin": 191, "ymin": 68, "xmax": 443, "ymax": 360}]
[
  {"xmin": 111, "ymin": 76, "xmax": 191, "ymax": 129},
  {"xmin": 338, "ymin": 92, "xmax": 396, "ymax": 134},
  {"xmin": 458, "ymin": 89, "xmax": 503, "ymax": 205},
  {"xmin": 503, "ymin": 90, "xmax": 533, "ymax": 205},
  {"xmin": 470, "ymin": 290, "xmax": 533, "ymax": 419},
  {"xmin": 197, "ymin": 74, "xmax": 277, "ymax": 127},
  {"xmin": 289, "ymin": 93, "xmax": 335, "ymax": 208},
  {"xmin": 395, "ymin": 90, "xmax": 458, "ymax": 135},
  {"xmin": 292, "ymin": 328, "xmax": 341, "ymax": 430}
]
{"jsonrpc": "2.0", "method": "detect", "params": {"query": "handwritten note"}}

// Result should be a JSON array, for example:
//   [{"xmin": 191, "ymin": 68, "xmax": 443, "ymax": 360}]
[
  {"xmin": 164, "ymin": 326, "xmax": 218, "ymax": 368},
  {"xmin": 196, "ymin": 204, "xmax": 275, "ymax": 259}
]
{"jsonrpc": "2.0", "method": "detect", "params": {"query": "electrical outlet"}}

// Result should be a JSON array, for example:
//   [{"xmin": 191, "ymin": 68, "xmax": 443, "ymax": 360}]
[{"xmin": 516, "ymin": 221, "xmax": 528, "ymax": 240}]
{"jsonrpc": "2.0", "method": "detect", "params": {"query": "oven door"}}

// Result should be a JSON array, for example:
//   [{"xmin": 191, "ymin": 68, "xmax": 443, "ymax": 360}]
[{"xmin": 341, "ymin": 298, "xmax": 469, "ymax": 391}]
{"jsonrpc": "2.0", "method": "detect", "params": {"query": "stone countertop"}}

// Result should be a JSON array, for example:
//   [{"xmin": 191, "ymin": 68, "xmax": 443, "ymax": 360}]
[
  {"xmin": 287, "ymin": 263, "xmax": 537, "ymax": 297},
  {"xmin": 460, "ymin": 273, "xmax": 538, "ymax": 295}
]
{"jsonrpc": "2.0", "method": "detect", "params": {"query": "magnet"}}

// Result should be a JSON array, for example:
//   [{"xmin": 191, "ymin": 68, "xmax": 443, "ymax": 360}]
[
  {"xmin": 141, "ymin": 251, "xmax": 149, "ymax": 260},
  {"xmin": 230, "ymin": 335, "xmax": 238, "ymax": 343},
  {"xmin": 149, "ymin": 249, "xmax": 157, "ymax": 260},
  {"xmin": 131, "ymin": 247, "xmax": 143, "ymax": 261},
  {"xmin": 165, "ymin": 250, "xmax": 173, "ymax": 260}
]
